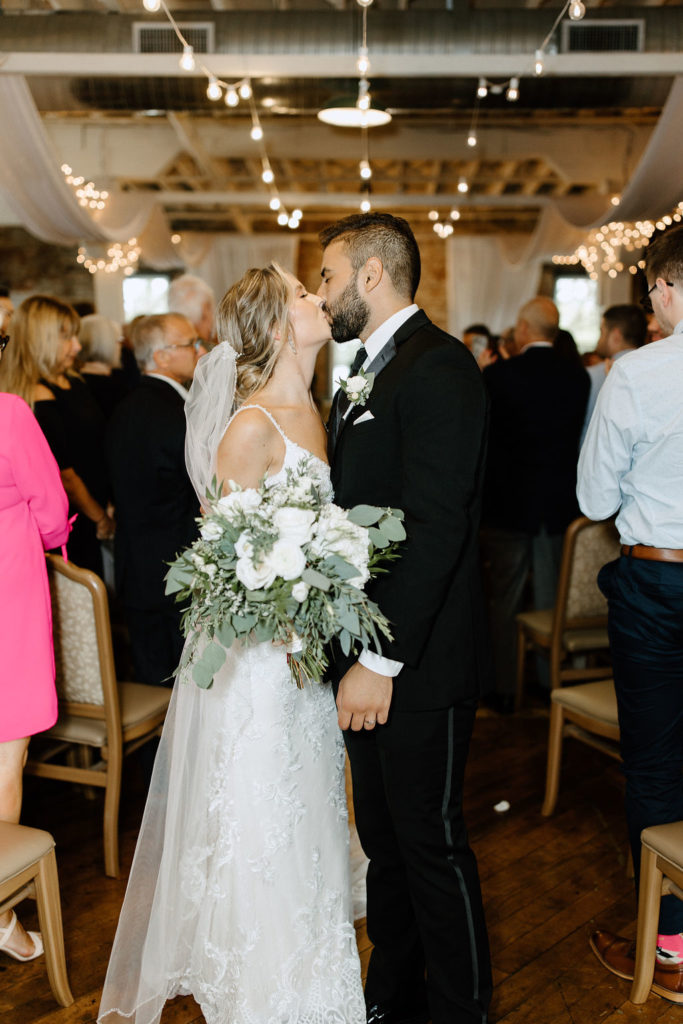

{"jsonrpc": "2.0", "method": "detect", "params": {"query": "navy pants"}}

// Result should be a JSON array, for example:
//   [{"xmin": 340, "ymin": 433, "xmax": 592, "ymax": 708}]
[{"xmin": 599, "ymin": 555, "xmax": 683, "ymax": 933}]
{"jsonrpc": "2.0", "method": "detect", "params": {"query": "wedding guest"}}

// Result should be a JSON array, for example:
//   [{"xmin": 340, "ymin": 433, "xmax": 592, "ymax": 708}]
[
  {"xmin": 646, "ymin": 311, "xmax": 665, "ymax": 344},
  {"xmin": 580, "ymin": 225, "xmax": 683, "ymax": 1003},
  {"xmin": 480, "ymin": 296, "xmax": 589, "ymax": 710},
  {"xmin": 0, "ymin": 285, "xmax": 13, "ymax": 334},
  {"xmin": 168, "ymin": 274, "xmax": 215, "ymax": 349},
  {"xmin": 462, "ymin": 322, "xmax": 492, "ymax": 362},
  {"xmin": 0, "ymin": 332, "xmax": 70, "ymax": 963},
  {"xmin": 78, "ymin": 314, "xmax": 129, "ymax": 420},
  {"xmin": 554, "ymin": 327, "xmax": 583, "ymax": 369},
  {"xmin": 106, "ymin": 314, "xmax": 205, "ymax": 687},
  {"xmin": 0, "ymin": 295, "xmax": 113, "ymax": 575},
  {"xmin": 581, "ymin": 304, "xmax": 647, "ymax": 444}
]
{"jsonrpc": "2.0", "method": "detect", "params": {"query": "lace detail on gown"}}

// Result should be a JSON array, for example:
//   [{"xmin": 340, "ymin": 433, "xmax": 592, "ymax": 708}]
[{"xmin": 98, "ymin": 416, "xmax": 363, "ymax": 1024}]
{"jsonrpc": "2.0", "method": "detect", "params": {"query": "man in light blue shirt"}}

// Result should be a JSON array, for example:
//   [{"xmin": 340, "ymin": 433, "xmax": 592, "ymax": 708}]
[
  {"xmin": 578, "ymin": 224, "xmax": 683, "ymax": 1003},
  {"xmin": 580, "ymin": 304, "xmax": 647, "ymax": 446}
]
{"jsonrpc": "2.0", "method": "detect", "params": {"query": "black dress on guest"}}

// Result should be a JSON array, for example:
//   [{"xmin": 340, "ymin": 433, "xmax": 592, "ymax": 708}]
[
  {"xmin": 82, "ymin": 369, "xmax": 130, "ymax": 421},
  {"xmin": 34, "ymin": 376, "xmax": 109, "ymax": 575}
]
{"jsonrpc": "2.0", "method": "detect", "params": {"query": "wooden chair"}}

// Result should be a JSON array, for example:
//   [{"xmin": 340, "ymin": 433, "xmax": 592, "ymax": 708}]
[
  {"xmin": 0, "ymin": 821, "xmax": 73, "ymax": 1007},
  {"xmin": 631, "ymin": 821, "xmax": 683, "ymax": 1004},
  {"xmin": 25, "ymin": 555, "xmax": 171, "ymax": 878},
  {"xmin": 516, "ymin": 515, "xmax": 619, "ymax": 710}
]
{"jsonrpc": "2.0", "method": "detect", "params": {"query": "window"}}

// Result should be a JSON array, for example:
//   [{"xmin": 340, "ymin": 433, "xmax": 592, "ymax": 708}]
[
  {"xmin": 122, "ymin": 275, "xmax": 170, "ymax": 322},
  {"xmin": 554, "ymin": 275, "xmax": 600, "ymax": 353}
]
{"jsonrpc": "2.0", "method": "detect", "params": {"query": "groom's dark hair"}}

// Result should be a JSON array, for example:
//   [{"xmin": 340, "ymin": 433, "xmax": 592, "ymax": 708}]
[{"xmin": 319, "ymin": 213, "xmax": 421, "ymax": 301}]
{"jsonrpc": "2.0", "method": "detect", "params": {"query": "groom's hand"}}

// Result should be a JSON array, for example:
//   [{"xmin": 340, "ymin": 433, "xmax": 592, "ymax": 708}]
[{"xmin": 337, "ymin": 663, "xmax": 393, "ymax": 732}]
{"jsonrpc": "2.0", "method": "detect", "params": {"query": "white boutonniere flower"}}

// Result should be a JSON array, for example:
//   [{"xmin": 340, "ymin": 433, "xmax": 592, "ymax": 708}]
[{"xmin": 339, "ymin": 368, "xmax": 375, "ymax": 407}]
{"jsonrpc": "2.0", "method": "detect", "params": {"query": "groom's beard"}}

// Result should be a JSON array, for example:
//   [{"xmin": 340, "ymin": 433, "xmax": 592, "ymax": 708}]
[{"xmin": 328, "ymin": 277, "xmax": 371, "ymax": 344}]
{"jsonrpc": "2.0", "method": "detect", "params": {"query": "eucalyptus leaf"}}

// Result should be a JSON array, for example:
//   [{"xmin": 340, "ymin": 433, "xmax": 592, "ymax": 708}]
[
  {"xmin": 369, "ymin": 527, "xmax": 389, "ymax": 549},
  {"xmin": 347, "ymin": 504, "xmax": 384, "ymax": 527},
  {"xmin": 340, "ymin": 629, "xmax": 351, "ymax": 656},
  {"xmin": 232, "ymin": 612, "xmax": 259, "ymax": 632},
  {"xmin": 253, "ymin": 620, "xmax": 274, "ymax": 643},
  {"xmin": 191, "ymin": 641, "xmax": 226, "ymax": 689},
  {"xmin": 165, "ymin": 564, "xmax": 195, "ymax": 595},
  {"xmin": 378, "ymin": 516, "xmax": 407, "ymax": 542},
  {"xmin": 321, "ymin": 555, "xmax": 358, "ymax": 580},
  {"xmin": 302, "ymin": 567, "xmax": 332, "ymax": 592},
  {"xmin": 216, "ymin": 620, "xmax": 236, "ymax": 648}
]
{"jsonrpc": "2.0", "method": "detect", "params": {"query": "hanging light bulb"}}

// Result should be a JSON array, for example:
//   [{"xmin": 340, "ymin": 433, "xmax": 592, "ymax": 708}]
[
  {"xmin": 179, "ymin": 45, "xmax": 195, "ymax": 72},
  {"xmin": 477, "ymin": 78, "xmax": 488, "ymax": 99},
  {"xmin": 206, "ymin": 75, "xmax": 222, "ymax": 101},
  {"xmin": 356, "ymin": 0, "xmax": 374, "ymax": 7},
  {"xmin": 428, "ymin": 210, "xmax": 439, "ymax": 221},
  {"xmin": 239, "ymin": 81, "xmax": 252, "ymax": 100},
  {"xmin": 225, "ymin": 88, "xmax": 239, "ymax": 108},
  {"xmin": 269, "ymin": 196, "xmax": 281, "ymax": 211},
  {"xmin": 250, "ymin": 123, "xmax": 263, "ymax": 141},
  {"xmin": 506, "ymin": 77, "xmax": 519, "ymax": 102},
  {"xmin": 457, "ymin": 177, "xmax": 469, "ymax": 194},
  {"xmin": 467, "ymin": 133, "xmax": 477, "ymax": 148},
  {"xmin": 359, "ymin": 159, "xmax": 372, "ymax": 180},
  {"xmin": 262, "ymin": 166, "xmax": 275, "ymax": 184},
  {"xmin": 277, "ymin": 211, "xmax": 289, "ymax": 226},
  {"xmin": 288, "ymin": 217, "xmax": 299, "ymax": 229},
  {"xmin": 568, "ymin": 0, "xmax": 586, "ymax": 20},
  {"xmin": 143, "ymin": 0, "xmax": 161, "ymax": 10},
  {"xmin": 534, "ymin": 49, "xmax": 544, "ymax": 76},
  {"xmin": 356, "ymin": 47, "xmax": 371, "ymax": 76},
  {"xmin": 450, "ymin": 208, "xmax": 461, "ymax": 221},
  {"xmin": 360, "ymin": 198, "xmax": 372, "ymax": 213},
  {"xmin": 292, "ymin": 208, "xmax": 302, "ymax": 220}
]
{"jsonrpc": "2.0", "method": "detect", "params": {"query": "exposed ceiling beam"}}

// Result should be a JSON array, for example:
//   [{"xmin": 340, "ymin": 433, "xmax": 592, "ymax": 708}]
[
  {"xmin": 3, "ymin": 51, "xmax": 683, "ymax": 77},
  {"xmin": 156, "ymin": 189, "xmax": 553, "ymax": 208}
]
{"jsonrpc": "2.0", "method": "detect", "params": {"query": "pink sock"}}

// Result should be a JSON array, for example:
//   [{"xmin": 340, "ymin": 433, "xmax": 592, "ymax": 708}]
[{"xmin": 656, "ymin": 932, "xmax": 683, "ymax": 965}]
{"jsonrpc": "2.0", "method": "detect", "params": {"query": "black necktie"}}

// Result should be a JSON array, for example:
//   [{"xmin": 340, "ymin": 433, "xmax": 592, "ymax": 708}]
[
  {"xmin": 349, "ymin": 344, "xmax": 367, "ymax": 376},
  {"xmin": 328, "ymin": 345, "xmax": 367, "ymax": 452}
]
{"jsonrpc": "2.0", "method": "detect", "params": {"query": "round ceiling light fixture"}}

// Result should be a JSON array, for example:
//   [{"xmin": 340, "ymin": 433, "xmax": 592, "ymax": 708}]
[{"xmin": 317, "ymin": 96, "xmax": 391, "ymax": 128}]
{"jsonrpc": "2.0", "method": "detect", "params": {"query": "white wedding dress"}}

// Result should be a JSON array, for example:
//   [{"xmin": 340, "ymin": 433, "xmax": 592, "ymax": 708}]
[{"xmin": 98, "ymin": 408, "xmax": 366, "ymax": 1024}]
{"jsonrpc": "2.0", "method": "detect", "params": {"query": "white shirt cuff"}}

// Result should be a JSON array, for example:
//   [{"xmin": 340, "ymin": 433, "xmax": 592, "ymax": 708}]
[{"xmin": 359, "ymin": 649, "xmax": 403, "ymax": 677}]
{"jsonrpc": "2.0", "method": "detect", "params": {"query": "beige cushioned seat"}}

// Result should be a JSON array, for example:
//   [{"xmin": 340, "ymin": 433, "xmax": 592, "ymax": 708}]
[
  {"xmin": 0, "ymin": 822, "xmax": 55, "ymax": 881},
  {"xmin": 48, "ymin": 682, "xmax": 172, "ymax": 746},
  {"xmin": 552, "ymin": 679, "xmax": 619, "ymax": 727},
  {"xmin": 641, "ymin": 821, "xmax": 683, "ymax": 867}
]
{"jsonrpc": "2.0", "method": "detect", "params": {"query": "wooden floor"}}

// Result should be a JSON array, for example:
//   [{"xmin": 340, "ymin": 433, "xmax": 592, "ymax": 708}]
[{"xmin": 2, "ymin": 705, "xmax": 678, "ymax": 1024}]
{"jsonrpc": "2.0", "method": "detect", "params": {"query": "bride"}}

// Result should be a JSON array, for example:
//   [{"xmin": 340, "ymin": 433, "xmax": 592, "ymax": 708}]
[{"xmin": 98, "ymin": 265, "xmax": 366, "ymax": 1024}]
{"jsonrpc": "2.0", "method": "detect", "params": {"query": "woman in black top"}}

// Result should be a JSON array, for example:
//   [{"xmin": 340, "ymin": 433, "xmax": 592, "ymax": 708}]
[{"xmin": 0, "ymin": 295, "xmax": 114, "ymax": 575}]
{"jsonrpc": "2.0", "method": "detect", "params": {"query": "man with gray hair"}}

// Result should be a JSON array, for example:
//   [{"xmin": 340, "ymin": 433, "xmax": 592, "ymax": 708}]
[
  {"xmin": 168, "ymin": 273, "xmax": 215, "ymax": 348},
  {"xmin": 106, "ymin": 314, "xmax": 206, "ymax": 686}
]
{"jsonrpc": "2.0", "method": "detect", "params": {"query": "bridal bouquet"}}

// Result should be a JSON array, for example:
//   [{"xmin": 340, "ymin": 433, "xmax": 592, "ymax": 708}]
[{"xmin": 166, "ymin": 458, "xmax": 405, "ymax": 689}]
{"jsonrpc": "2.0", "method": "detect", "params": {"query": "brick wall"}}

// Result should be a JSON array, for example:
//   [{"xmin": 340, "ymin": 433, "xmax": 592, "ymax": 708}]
[{"xmin": 0, "ymin": 227, "xmax": 94, "ymax": 306}]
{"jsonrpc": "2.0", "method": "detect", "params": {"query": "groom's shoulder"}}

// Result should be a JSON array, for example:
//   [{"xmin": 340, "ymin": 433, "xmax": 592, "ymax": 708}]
[{"xmin": 401, "ymin": 317, "xmax": 479, "ymax": 374}]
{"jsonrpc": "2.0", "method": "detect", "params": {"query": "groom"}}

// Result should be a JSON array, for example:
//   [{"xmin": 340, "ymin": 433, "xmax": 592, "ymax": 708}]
[{"xmin": 319, "ymin": 213, "xmax": 492, "ymax": 1024}]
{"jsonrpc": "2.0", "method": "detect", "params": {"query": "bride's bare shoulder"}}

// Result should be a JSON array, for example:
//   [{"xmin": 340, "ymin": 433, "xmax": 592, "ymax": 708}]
[{"xmin": 218, "ymin": 405, "xmax": 282, "ymax": 456}]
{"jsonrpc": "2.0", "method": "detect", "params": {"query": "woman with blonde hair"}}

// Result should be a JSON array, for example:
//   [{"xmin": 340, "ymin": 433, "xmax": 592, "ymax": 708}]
[
  {"xmin": 98, "ymin": 264, "xmax": 365, "ymax": 1024},
  {"xmin": 0, "ymin": 330, "xmax": 70, "ymax": 962},
  {"xmin": 0, "ymin": 295, "xmax": 114, "ymax": 574}
]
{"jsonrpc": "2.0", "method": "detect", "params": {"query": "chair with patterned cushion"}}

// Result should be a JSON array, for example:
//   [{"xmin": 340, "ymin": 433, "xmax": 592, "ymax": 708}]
[
  {"xmin": 0, "ymin": 821, "xmax": 73, "ymax": 1006},
  {"xmin": 515, "ymin": 516, "xmax": 619, "ymax": 710},
  {"xmin": 25, "ymin": 555, "xmax": 171, "ymax": 878}
]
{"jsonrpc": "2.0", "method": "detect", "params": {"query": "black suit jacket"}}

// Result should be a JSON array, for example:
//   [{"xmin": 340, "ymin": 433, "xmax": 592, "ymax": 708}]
[
  {"xmin": 481, "ymin": 346, "xmax": 589, "ymax": 535},
  {"xmin": 329, "ymin": 310, "xmax": 491, "ymax": 712},
  {"xmin": 106, "ymin": 376, "xmax": 198, "ymax": 609}
]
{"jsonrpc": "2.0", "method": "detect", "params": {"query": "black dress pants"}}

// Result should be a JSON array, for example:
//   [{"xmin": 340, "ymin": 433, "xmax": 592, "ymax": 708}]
[
  {"xmin": 344, "ymin": 699, "xmax": 492, "ymax": 1024},
  {"xmin": 599, "ymin": 555, "xmax": 683, "ymax": 933},
  {"xmin": 125, "ymin": 603, "xmax": 185, "ymax": 688}
]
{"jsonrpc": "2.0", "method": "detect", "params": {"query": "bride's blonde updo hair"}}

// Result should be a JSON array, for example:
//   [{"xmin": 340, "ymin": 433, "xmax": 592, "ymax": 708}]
[{"xmin": 216, "ymin": 262, "xmax": 292, "ymax": 406}]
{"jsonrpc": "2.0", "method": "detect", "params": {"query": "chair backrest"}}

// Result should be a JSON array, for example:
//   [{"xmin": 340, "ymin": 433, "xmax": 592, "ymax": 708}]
[
  {"xmin": 47, "ymin": 555, "xmax": 119, "ymax": 716},
  {"xmin": 559, "ymin": 516, "xmax": 621, "ymax": 624}
]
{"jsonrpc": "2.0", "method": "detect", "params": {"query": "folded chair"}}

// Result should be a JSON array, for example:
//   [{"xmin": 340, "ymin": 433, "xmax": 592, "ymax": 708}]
[
  {"xmin": 25, "ymin": 555, "xmax": 171, "ymax": 878},
  {"xmin": 0, "ymin": 821, "xmax": 73, "ymax": 1006},
  {"xmin": 515, "ymin": 516, "xmax": 619, "ymax": 711}
]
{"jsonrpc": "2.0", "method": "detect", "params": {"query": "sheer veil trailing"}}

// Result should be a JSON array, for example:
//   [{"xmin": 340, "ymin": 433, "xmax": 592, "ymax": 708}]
[{"xmin": 184, "ymin": 340, "xmax": 241, "ymax": 504}]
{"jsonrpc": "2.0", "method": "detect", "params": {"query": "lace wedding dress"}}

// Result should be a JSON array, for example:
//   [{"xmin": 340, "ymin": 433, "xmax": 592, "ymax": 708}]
[{"xmin": 98, "ymin": 407, "xmax": 366, "ymax": 1024}]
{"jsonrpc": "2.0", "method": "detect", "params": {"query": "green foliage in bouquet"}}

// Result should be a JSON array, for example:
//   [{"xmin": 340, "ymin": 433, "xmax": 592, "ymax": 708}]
[{"xmin": 165, "ymin": 459, "xmax": 405, "ymax": 690}]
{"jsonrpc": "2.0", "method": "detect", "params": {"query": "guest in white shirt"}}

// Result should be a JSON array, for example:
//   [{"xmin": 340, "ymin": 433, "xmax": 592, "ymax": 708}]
[{"xmin": 578, "ymin": 224, "xmax": 683, "ymax": 1003}]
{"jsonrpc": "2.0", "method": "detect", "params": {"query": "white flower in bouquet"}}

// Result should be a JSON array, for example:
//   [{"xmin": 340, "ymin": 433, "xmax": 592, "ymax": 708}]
[
  {"xmin": 217, "ymin": 487, "xmax": 262, "ymax": 519},
  {"xmin": 311, "ymin": 505, "xmax": 370, "ymax": 579},
  {"xmin": 235, "ymin": 555, "xmax": 276, "ymax": 590},
  {"xmin": 291, "ymin": 581, "xmax": 310, "ymax": 603},
  {"xmin": 273, "ymin": 507, "xmax": 317, "ymax": 546},
  {"xmin": 267, "ymin": 539, "xmax": 307, "ymax": 580},
  {"xmin": 200, "ymin": 520, "xmax": 223, "ymax": 541},
  {"xmin": 234, "ymin": 531, "xmax": 255, "ymax": 559}
]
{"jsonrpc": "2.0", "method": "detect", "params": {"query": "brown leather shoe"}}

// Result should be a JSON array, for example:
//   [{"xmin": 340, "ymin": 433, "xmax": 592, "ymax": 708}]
[{"xmin": 590, "ymin": 930, "xmax": 683, "ymax": 1003}]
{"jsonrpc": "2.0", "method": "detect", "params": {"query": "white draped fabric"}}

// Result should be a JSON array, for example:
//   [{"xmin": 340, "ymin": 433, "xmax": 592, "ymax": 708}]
[
  {"xmin": 446, "ymin": 235, "xmax": 542, "ymax": 337},
  {"xmin": 194, "ymin": 234, "xmax": 300, "ymax": 301}
]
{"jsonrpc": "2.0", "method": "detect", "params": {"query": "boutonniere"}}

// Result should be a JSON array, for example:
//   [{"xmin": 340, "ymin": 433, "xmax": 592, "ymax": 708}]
[{"xmin": 339, "ymin": 368, "xmax": 375, "ymax": 407}]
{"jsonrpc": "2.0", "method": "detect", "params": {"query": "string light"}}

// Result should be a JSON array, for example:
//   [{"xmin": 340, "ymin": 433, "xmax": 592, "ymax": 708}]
[
  {"xmin": 360, "ymin": 197, "xmax": 372, "ymax": 213},
  {"xmin": 261, "ymin": 163, "xmax": 275, "ymax": 185},
  {"xmin": 428, "ymin": 210, "xmax": 439, "ymax": 221},
  {"xmin": 225, "ymin": 88, "xmax": 239, "ymax": 108},
  {"xmin": 457, "ymin": 177, "xmax": 469, "ymax": 194},
  {"xmin": 534, "ymin": 49, "xmax": 544, "ymax": 76},
  {"xmin": 467, "ymin": 133, "xmax": 477, "ymax": 148},
  {"xmin": 506, "ymin": 78, "xmax": 519, "ymax": 102},
  {"xmin": 206, "ymin": 75, "xmax": 222, "ymax": 101},
  {"xmin": 239, "ymin": 81, "xmax": 252, "ymax": 100},
  {"xmin": 77, "ymin": 239, "xmax": 141, "ymax": 276},
  {"xmin": 171, "ymin": 233, "xmax": 181, "ymax": 244},
  {"xmin": 477, "ymin": 79, "xmax": 488, "ymax": 99},
  {"xmin": 269, "ymin": 196, "xmax": 281, "ymax": 211},
  {"xmin": 179, "ymin": 45, "xmax": 195, "ymax": 72},
  {"xmin": 62, "ymin": 164, "xmax": 109, "ymax": 211},
  {"xmin": 359, "ymin": 159, "xmax": 372, "ymax": 180},
  {"xmin": 250, "ymin": 123, "xmax": 264, "ymax": 141},
  {"xmin": 356, "ymin": 47, "xmax": 370, "ymax": 76},
  {"xmin": 450, "ymin": 208, "xmax": 461, "ymax": 221},
  {"xmin": 142, "ymin": 0, "xmax": 160, "ymax": 10},
  {"xmin": 569, "ymin": 0, "xmax": 586, "ymax": 19},
  {"xmin": 277, "ymin": 211, "xmax": 289, "ymax": 226}
]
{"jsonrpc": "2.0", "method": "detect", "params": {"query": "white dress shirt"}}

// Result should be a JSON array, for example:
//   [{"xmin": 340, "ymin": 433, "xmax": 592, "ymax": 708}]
[
  {"xmin": 577, "ymin": 319, "xmax": 683, "ymax": 546},
  {"xmin": 353, "ymin": 304, "xmax": 418, "ymax": 679},
  {"xmin": 146, "ymin": 372, "xmax": 190, "ymax": 402}
]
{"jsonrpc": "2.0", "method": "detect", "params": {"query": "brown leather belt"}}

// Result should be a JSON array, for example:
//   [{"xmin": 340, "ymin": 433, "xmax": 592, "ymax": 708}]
[{"xmin": 621, "ymin": 545, "xmax": 683, "ymax": 563}]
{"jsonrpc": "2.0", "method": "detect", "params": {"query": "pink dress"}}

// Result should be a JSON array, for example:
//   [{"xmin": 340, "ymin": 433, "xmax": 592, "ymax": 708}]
[{"xmin": 0, "ymin": 394, "xmax": 70, "ymax": 742}]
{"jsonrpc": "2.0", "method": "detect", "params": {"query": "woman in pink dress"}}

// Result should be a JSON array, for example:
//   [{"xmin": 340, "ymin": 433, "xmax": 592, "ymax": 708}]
[{"xmin": 0, "ymin": 330, "xmax": 70, "ymax": 962}]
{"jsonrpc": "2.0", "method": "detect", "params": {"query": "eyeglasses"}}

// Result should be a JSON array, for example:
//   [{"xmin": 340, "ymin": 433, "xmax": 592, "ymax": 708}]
[
  {"xmin": 0, "ymin": 334, "xmax": 9, "ymax": 353},
  {"xmin": 641, "ymin": 280, "xmax": 674, "ymax": 313},
  {"xmin": 163, "ymin": 338, "xmax": 203, "ymax": 353}
]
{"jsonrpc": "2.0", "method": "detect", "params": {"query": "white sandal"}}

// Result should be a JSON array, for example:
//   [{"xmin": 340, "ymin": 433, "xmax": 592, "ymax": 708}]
[{"xmin": 0, "ymin": 910, "xmax": 44, "ymax": 962}]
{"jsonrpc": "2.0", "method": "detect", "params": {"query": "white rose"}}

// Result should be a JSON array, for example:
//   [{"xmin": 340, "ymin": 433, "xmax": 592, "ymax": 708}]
[
  {"xmin": 346, "ymin": 375, "xmax": 366, "ymax": 394},
  {"xmin": 217, "ymin": 488, "xmax": 262, "ymax": 518},
  {"xmin": 235, "ymin": 555, "xmax": 276, "ymax": 590},
  {"xmin": 204, "ymin": 563, "xmax": 217, "ymax": 579},
  {"xmin": 191, "ymin": 553, "xmax": 205, "ymax": 568},
  {"xmin": 291, "ymin": 581, "xmax": 310, "ymax": 602},
  {"xmin": 266, "ymin": 539, "xmax": 306, "ymax": 581},
  {"xmin": 273, "ymin": 507, "xmax": 317, "ymax": 546},
  {"xmin": 234, "ymin": 531, "xmax": 255, "ymax": 559},
  {"xmin": 200, "ymin": 519, "xmax": 223, "ymax": 541}
]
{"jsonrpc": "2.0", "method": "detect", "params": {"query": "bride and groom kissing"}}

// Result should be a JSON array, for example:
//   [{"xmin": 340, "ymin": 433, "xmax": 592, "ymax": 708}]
[{"xmin": 99, "ymin": 213, "xmax": 492, "ymax": 1024}]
